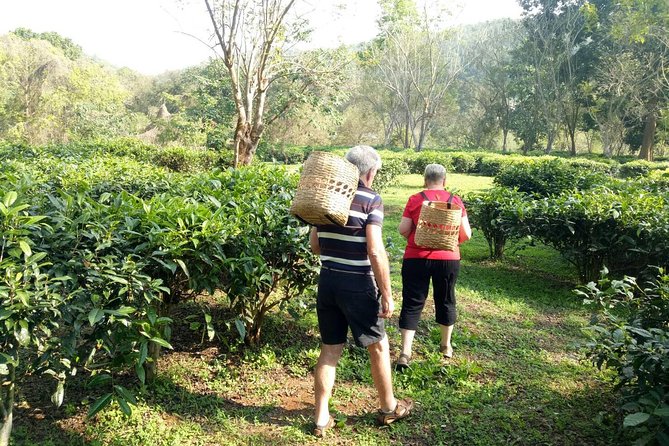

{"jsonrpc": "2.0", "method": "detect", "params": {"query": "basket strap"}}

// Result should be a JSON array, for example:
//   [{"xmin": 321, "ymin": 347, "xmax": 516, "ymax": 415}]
[
  {"xmin": 446, "ymin": 193, "xmax": 454, "ymax": 209},
  {"xmin": 421, "ymin": 191, "xmax": 456, "ymax": 209}
]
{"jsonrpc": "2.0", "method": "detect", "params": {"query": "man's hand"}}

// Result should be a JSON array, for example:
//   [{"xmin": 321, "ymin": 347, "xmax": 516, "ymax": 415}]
[{"xmin": 378, "ymin": 294, "xmax": 394, "ymax": 318}]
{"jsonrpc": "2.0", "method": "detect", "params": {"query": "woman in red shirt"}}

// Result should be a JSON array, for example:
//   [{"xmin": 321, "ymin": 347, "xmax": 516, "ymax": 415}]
[{"xmin": 396, "ymin": 164, "xmax": 472, "ymax": 369}]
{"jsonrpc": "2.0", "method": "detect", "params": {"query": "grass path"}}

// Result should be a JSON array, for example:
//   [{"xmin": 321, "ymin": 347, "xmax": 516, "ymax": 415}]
[{"xmin": 14, "ymin": 174, "xmax": 620, "ymax": 445}]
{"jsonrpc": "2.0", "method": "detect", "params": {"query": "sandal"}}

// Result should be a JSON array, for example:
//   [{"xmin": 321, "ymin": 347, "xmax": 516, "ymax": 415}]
[
  {"xmin": 395, "ymin": 353, "xmax": 411, "ymax": 372},
  {"xmin": 313, "ymin": 415, "xmax": 335, "ymax": 438},
  {"xmin": 440, "ymin": 345, "xmax": 453, "ymax": 359},
  {"xmin": 377, "ymin": 398, "xmax": 414, "ymax": 426}
]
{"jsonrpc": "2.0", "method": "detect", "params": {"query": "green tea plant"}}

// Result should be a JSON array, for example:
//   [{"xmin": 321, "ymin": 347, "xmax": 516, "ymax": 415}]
[
  {"xmin": 579, "ymin": 269, "xmax": 669, "ymax": 445},
  {"xmin": 213, "ymin": 166, "xmax": 319, "ymax": 345},
  {"xmin": 374, "ymin": 157, "xmax": 409, "ymax": 191},
  {"xmin": 523, "ymin": 187, "xmax": 669, "ymax": 283},
  {"xmin": 494, "ymin": 158, "xmax": 607, "ymax": 196},
  {"xmin": 466, "ymin": 187, "xmax": 530, "ymax": 259},
  {"xmin": 0, "ymin": 191, "xmax": 71, "ymax": 446}
]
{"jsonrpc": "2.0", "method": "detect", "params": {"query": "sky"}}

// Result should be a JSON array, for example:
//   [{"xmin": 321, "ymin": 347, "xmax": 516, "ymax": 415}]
[{"xmin": 0, "ymin": 0, "xmax": 523, "ymax": 75}]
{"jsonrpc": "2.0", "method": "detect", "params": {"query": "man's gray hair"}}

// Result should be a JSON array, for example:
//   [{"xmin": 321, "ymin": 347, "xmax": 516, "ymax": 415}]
[
  {"xmin": 345, "ymin": 145, "xmax": 382, "ymax": 177},
  {"xmin": 424, "ymin": 163, "xmax": 446, "ymax": 184}
]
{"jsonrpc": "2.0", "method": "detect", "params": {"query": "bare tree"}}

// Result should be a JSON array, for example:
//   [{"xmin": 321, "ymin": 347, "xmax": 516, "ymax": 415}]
[
  {"xmin": 204, "ymin": 0, "xmax": 297, "ymax": 166},
  {"xmin": 373, "ymin": 26, "xmax": 463, "ymax": 151},
  {"xmin": 519, "ymin": 0, "xmax": 589, "ymax": 154}
]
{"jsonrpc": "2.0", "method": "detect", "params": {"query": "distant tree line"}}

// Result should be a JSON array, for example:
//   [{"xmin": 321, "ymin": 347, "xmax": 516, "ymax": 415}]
[{"xmin": 0, "ymin": 0, "xmax": 667, "ymax": 162}]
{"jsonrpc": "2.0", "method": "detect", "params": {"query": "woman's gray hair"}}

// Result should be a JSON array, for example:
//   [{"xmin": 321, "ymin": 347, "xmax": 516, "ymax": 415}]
[
  {"xmin": 424, "ymin": 163, "xmax": 446, "ymax": 184},
  {"xmin": 345, "ymin": 145, "xmax": 382, "ymax": 177}
]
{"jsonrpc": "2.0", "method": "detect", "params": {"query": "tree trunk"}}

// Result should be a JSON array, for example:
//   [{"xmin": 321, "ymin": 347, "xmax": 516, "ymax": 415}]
[
  {"xmin": 545, "ymin": 130, "xmax": 555, "ymax": 154},
  {"xmin": 144, "ymin": 341, "xmax": 161, "ymax": 384},
  {"xmin": 246, "ymin": 316, "xmax": 263, "ymax": 347},
  {"xmin": 143, "ymin": 303, "xmax": 173, "ymax": 384},
  {"xmin": 0, "ymin": 366, "xmax": 15, "ymax": 446},
  {"xmin": 568, "ymin": 127, "xmax": 576, "ymax": 156},
  {"xmin": 638, "ymin": 110, "xmax": 656, "ymax": 162},
  {"xmin": 234, "ymin": 120, "xmax": 263, "ymax": 167},
  {"xmin": 502, "ymin": 128, "xmax": 509, "ymax": 154}
]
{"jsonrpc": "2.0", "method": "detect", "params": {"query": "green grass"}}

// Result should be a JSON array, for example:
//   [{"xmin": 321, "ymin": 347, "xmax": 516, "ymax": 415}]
[{"xmin": 13, "ymin": 173, "xmax": 621, "ymax": 446}]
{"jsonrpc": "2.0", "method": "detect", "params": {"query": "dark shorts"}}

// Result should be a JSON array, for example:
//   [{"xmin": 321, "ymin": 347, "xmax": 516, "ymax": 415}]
[
  {"xmin": 399, "ymin": 258, "xmax": 460, "ymax": 330},
  {"xmin": 316, "ymin": 267, "xmax": 385, "ymax": 347}
]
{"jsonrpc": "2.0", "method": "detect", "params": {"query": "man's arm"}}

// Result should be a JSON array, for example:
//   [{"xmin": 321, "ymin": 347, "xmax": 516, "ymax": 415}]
[
  {"xmin": 309, "ymin": 227, "xmax": 321, "ymax": 255},
  {"xmin": 366, "ymin": 224, "xmax": 394, "ymax": 318}
]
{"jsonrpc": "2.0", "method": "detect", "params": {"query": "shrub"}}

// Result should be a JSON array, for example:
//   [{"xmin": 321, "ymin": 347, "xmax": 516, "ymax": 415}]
[
  {"xmin": 374, "ymin": 157, "xmax": 409, "ymax": 191},
  {"xmin": 523, "ymin": 187, "xmax": 669, "ymax": 283},
  {"xmin": 619, "ymin": 160, "xmax": 654, "ymax": 178},
  {"xmin": 256, "ymin": 144, "xmax": 309, "ymax": 164},
  {"xmin": 451, "ymin": 153, "xmax": 477, "ymax": 173},
  {"xmin": 0, "ymin": 190, "xmax": 72, "ymax": 442},
  {"xmin": 494, "ymin": 158, "xmax": 608, "ymax": 196},
  {"xmin": 579, "ymin": 270, "xmax": 669, "ymax": 445},
  {"xmin": 475, "ymin": 154, "xmax": 526, "ymax": 176},
  {"xmin": 151, "ymin": 146, "xmax": 221, "ymax": 172},
  {"xmin": 405, "ymin": 151, "xmax": 453, "ymax": 175},
  {"xmin": 466, "ymin": 187, "xmax": 530, "ymax": 259}
]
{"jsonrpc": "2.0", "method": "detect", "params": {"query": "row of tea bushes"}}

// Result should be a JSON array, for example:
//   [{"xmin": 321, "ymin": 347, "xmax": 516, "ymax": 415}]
[
  {"xmin": 0, "ymin": 151, "xmax": 318, "ymax": 438},
  {"xmin": 467, "ymin": 182, "xmax": 669, "ymax": 283}
]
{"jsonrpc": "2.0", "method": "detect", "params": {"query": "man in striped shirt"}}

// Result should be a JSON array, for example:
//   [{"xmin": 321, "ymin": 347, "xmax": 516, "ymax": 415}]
[{"xmin": 309, "ymin": 145, "xmax": 413, "ymax": 437}]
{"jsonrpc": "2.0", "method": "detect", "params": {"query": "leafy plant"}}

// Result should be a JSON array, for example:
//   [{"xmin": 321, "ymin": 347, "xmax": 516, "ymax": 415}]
[
  {"xmin": 466, "ymin": 187, "xmax": 530, "ymax": 259},
  {"xmin": 579, "ymin": 269, "xmax": 669, "ymax": 445},
  {"xmin": 0, "ymin": 191, "xmax": 71, "ymax": 446}
]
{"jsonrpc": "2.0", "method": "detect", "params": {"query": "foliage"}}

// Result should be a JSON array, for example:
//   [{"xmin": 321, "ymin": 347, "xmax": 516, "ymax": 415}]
[
  {"xmin": 580, "ymin": 269, "xmax": 669, "ymax": 445},
  {"xmin": 523, "ymin": 187, "xmax": 669, "ymax": 283},
  {"xmin": 466, "ymin": 187, "xmax": 530, "ymax": 259},
  {"xmin": 405, "ymin": 150, "xmax": 453, "ymax": 175},
  {"xmin": 374, "ymin": 156, "xmax": 409, "ymax": 191},
  {"xmin": 494, "ymin": 158, "xmax": 608, "ymax": 196},
  {"xmin": 0, "ymin": 190, "xmax": 71, "ymax": 444},
  {"xmin": 450, "ymin": 153, "xmax": 478, "ymax": 173},
  {"xmin": 619, "ymin": 160, "xmax": 655, "ymax": 178}
]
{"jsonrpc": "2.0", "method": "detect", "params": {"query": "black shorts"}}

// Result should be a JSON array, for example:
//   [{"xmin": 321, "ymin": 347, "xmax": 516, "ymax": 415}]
[
  {"xmin": 316, "ymin": 268, "xmax": 385, "ymax": 347},
  {"xmin": 399, "ymin": 258, "xmax": 460, "ymax": 329}
]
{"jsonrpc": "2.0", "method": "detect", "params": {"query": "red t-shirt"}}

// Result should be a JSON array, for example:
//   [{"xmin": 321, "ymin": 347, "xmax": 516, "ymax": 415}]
[{"xmin": 402, "ymin": 189, "xmax": 468, "ymax": 260}]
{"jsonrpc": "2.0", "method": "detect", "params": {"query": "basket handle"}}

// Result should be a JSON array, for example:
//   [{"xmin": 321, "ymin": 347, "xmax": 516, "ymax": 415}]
[{"xmin": 420, "ymin": 191, "xmax": 456, "ymax": 209}]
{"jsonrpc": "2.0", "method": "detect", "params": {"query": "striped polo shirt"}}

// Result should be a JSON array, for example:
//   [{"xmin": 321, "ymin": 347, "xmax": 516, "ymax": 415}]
[{"xmin": 316, "ymin": 181, "xmax": 384, "ymax": 274}]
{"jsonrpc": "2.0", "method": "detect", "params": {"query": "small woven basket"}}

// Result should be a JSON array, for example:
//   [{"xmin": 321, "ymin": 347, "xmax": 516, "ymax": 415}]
[
  {"xmin": 290, "ymin": 151, "xmax": 359, "ymax": 226},
  {"xmin": 414, "ymin": 201, "xmax": 462, "ymax": 251}
]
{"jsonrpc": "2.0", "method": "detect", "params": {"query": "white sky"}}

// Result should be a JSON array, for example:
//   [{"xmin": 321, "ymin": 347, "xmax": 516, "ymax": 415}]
[{"xmin": 0, "ymin": 0, "xmax": 523, "ymax": 75}]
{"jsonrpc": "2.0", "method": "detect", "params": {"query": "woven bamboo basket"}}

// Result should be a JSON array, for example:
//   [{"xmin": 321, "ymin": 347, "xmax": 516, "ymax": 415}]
[
  {"xmin": 414, "ymin": 201, "xmax": 462, "ymax": 251},
  {"xmin": 290, "ymin": 151, "xmax": 359, "ymax": 226}
]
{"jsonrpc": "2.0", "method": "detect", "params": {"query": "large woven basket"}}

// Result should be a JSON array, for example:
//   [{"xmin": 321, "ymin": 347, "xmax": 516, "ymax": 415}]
[
  {"xmin": 414, "ymin": 201, "xmax": 462, "ymax": 251},
  {"xmin": 290, "ymin": 151, "xmax": 359, "ymax": 226}
]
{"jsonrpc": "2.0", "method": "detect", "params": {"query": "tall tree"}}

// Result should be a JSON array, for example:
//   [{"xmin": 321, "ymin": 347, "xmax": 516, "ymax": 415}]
[
  {"xmin": 204, "ymin": 0, "xmax": 300, "ymax": 166},
  {"xmin": 458, "ymin": 19, "xmax": 523, "ymax": 152},
  {"xmin": 517, "ymin": 0, "xmax": 591, "ymax": 154},
  {"xmin": 371, "ymin": 17, "xmax": 463, "ymax": 150},
  {"xmin": 610, "ymin": 0, "xmax": 669, "ymax": 160}
]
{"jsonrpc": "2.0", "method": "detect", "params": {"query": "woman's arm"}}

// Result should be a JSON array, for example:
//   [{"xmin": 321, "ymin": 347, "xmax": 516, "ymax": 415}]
[
  {"xmin": 459, "ymin": 215, "xmax": 472, "ymax": 243},
  {"xmin": 398, "ymin": 216, "xmax": 414, "ymax": 239}
]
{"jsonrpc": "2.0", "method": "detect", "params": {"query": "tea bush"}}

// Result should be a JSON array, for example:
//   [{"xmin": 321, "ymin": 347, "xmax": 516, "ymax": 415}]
[
  {"xmin": 466, "ymin": 187, "xmax": 530, "ymax": 259},
  {"xmin": 494, "ymin": 158, "xmax": 608, "ymax": 196},
  {"xmin": 405, "ymin": 151, "xmax": 453, "ymax": 174},
  {"xmin": 523, "ymin": 187, "xmax": 669, "ymax": 283},
  {"xmin": 374, "ymin": 157, "xmax": 410, "ymax": 191},
  {"xmin": 0, "ymin": 147, "xmax": 321, "ymax": 434},
  {"xmin": 579, "ymin": 270, "xmax": 669, "ymax": 445}
]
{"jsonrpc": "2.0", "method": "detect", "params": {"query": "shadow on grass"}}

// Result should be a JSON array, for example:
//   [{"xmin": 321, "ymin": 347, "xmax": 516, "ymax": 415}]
[{"xmin": 392, "ymin": 344, "xmax": 621, "ymax": 446}]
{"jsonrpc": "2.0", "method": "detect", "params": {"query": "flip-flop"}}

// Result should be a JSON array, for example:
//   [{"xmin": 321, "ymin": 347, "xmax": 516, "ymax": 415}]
[
  {"xmin": 395, "ymin": 353, "xmax": 411, "ymax": 371},
  {"xmin": 440, "ymin": 345, "xmax": 453, "ymax": 359},
  {"xmin": 313, "ymin": 415, "xmax": 335, "ymax": 438}
]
